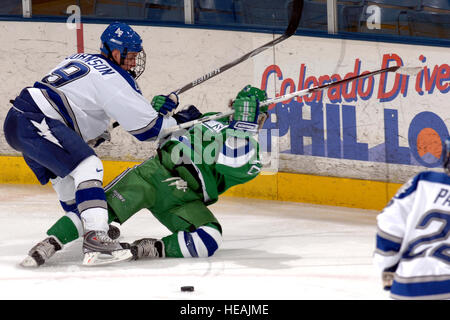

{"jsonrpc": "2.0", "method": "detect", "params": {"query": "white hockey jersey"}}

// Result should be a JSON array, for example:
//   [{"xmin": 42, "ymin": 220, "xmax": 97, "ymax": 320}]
[
  {"xmin": 26, "ymin": 53, "xmax": 176, "ymax": 142},
  {"xmin": 374, "ymin": 171, "xmax": 450, "ymax": 300}
]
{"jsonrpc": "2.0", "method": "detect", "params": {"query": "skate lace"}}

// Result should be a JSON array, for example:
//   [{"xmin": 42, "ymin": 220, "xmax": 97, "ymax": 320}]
[
  {"xmin": 95, "ymin": 231, "xmax": 117, "ymax": 244},
  {"xmin": 140, "ymin": 240, "xmax": 158, "ymax": 257},
  {"xmin": 30, "ymin": 239, "xmax": 56, "ymax": 258}
]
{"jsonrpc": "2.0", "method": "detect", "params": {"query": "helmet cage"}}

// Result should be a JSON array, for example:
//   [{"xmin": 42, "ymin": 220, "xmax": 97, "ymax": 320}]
[{"xmin": 130, "ymin": 49, "xmax": 146, "ymax": 79}]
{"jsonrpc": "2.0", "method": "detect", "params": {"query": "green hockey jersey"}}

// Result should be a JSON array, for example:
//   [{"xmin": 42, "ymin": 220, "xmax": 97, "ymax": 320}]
[{"xmin": 158, "ymin": 116, "xmax": 262, "ymax": 204}]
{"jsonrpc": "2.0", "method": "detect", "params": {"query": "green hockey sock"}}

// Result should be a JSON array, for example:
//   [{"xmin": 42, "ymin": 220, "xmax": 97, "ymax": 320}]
[
  {"xmin": 162, "ymin": 233, "xmax": 184, "ymax": 258},
  {"xmin": 46, "ymin": 215, "xmax": 80, "ymax": 245}
]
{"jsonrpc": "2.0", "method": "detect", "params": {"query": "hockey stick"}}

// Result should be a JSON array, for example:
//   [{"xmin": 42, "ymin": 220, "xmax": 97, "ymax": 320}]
[
  {"xmin": 262, "ymin": 65, "xmax": 421, "ymax": 106},
  {"xmin": 109, "ymin": 0, "xmax": 304, "ymax": 133},
  {"xmin": 159, "ymin": 65, "xmax": 421, "ymax": 136},
  {"xmin": 174, "ymin": 0, "xmax": 304, "ymax": 95}
]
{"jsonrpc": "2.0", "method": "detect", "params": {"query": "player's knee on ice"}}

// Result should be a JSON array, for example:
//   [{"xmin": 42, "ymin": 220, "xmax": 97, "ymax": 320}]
[{"xmin": 177, "ymin": 224, "xmax": 222, "ymax": 258}]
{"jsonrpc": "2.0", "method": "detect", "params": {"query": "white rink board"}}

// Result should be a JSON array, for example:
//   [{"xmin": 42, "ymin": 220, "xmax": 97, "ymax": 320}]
[
  {"xmin": 263, "ymin": 37, "xmax": 450, "ymax": 183},
  {"xmin": 0, "ymin": 21, "xmax": 448, "ymax": 183}
]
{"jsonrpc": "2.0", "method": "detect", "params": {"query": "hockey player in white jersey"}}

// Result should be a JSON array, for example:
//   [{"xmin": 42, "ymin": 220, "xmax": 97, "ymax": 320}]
[
  {"xmin": 3, "ymin": 22, "xmax": 180, "ymax": 266},
  {"xmin": 374, "ymin": 138, "xmax": 450, "ymax": 299},
  {"xmin": 15, "ymin": 84, "xmax": 267, "ymax": 267}
]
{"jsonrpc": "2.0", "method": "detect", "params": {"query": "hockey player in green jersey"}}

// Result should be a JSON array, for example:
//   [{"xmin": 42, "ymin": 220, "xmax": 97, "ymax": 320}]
[{"xmin": 20, "ymin": 85, "xmax": 268, "ymax": 266}]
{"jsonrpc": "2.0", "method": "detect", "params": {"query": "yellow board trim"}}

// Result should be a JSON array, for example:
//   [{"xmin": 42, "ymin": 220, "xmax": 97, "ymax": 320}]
[
  {"xmin": 224, "ymin": 172, "xmax": 401, "ymax": 210},
  {"xmin": 0, "ymin": 156, "xmax": 140, "ymax": 185},
  {"xmin": 0, "ymin": 156, "xmax": 401, "ymax": 211}
]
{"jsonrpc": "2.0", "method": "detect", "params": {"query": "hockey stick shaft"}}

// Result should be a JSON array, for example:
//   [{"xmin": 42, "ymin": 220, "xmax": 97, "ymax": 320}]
[
  {"xmin": 162, "ymin": 109, "xmax": 235, "ymax": 135},
  {"xmin": 110, "ymin": 0, "xmax": 303, "ymax": 132},
  {"xmin": 174, "ymin": 0, "xmax": 304, "ymax": 95},
  {"xmin": 260, "ymin": 65, "xmax": 420, "ymax": 106},
  {"xmin": 160, "ymin": 65, "xmax": 419, "ymax": 136}
]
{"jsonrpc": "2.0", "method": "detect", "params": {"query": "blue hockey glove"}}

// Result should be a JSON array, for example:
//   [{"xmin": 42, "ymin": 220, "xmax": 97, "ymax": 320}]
[{"xmin": 151, "ymin": 92, "xmax": 179, "ymax": 115}]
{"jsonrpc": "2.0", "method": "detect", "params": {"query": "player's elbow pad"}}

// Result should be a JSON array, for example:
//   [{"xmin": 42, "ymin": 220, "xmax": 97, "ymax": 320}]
[
  {"xmin": 134, "ymin": 116, "xmax": 177, "ymax": 141},
  {"xmin": 130, "ymin": 115, "xmax": 176, "ymax": 142}
]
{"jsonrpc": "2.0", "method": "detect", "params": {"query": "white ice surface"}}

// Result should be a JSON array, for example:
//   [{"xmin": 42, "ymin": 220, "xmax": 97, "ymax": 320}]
[{"xmin": 0, "ymin": 184, "xmax": 388, "ymax": 300}]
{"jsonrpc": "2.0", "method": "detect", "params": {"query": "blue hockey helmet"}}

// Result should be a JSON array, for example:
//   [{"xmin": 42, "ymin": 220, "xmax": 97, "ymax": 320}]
[
  {"xmin": 101, "ymin": 22, "xmax": 143, "ymax": 56},
  {"xmin": 100, "ymin": 22, "xmax": 146, "ymax": 78},
  {"xmin": 443, "ymin": 137, "xmax": 450, "ymax": 174}
]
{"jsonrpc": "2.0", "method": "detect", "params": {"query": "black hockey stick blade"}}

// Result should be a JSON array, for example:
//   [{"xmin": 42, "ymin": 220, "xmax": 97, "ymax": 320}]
[
  {"xmin": 175, "ymin": 0, "xmax": 304, "ymax": 95},
  {"xmin": 285, "ymin": 0, "xmax": 304, "ymax": 36}
]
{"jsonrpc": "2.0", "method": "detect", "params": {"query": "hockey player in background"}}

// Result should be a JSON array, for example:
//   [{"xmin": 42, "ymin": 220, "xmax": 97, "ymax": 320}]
[
  {"xmin": 3, "ymin": 22, "xmax": 181, "ymax": 266},
  {"xmin": 19, "ymin": 85, "xmax": 268, "ymax": 266},
  {"xmin": 374, "ymin": 138, "xmax": 450, "ymax": 300}
]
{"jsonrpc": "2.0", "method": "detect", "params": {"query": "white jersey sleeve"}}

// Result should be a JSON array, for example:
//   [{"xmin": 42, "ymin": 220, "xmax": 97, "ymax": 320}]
[
  {"xmin": 374, "ymin": 171, "xmax": 450, "ymax": 299},
  {"xmin": 30, "ymin": 53, "xmax": 175, "ymax": 142}
]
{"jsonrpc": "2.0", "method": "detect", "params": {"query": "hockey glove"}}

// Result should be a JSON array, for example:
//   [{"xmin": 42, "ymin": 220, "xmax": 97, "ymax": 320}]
[
  {"xmin": 229, "ymin": 96, "xmax": 259, "ymax": 132},
  {"xmin": 151, "ymin": 92, "xmax": 179, "ymax": 115},
  {"xmin": 229, "ymin": 85, "xmax": 267, "ymax": 133},
  {"xmin": 236, "ymin": 84, "xmax": 268, "ymax": 103},
  {"xmin": 381, "ymin": 264, "xmax": 398, "ymax": 290},
  {"xmin": 88, "ymin": 130, "xmax": 111, "ymax": 148},
  {"xmin": 172, "ymin": 105, "xmax": 203, "ymax": 124},
  {"xmin": 382, "ymin": 271, "xmax": 394, "ymax": 290}
]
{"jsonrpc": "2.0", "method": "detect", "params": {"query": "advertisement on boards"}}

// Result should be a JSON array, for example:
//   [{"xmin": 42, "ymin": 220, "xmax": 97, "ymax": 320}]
[{"xmin": 256, "ymin": 37, "xmax": 449, "ymax": 182}]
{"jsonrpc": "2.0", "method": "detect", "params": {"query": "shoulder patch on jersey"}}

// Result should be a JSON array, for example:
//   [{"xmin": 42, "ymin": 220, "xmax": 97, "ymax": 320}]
[
  {"xmin": 395, "ymin": 171, "xmax": 450, "ymax": 200},
  {"xmin": 202, "ymin": 120, "xmax": 227, "ymax": 133},
  {"xmin": 394, "ymin": 175, "xmax": 419, "ymax": 199}
]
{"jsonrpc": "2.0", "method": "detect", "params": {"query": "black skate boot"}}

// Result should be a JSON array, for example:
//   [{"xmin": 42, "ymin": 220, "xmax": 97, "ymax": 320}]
[{"xmin": 107, "ymin": 224, "xmax": 121, "ymax": 240}]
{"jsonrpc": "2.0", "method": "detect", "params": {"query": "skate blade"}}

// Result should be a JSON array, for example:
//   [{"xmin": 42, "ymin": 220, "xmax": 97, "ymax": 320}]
[
  {"xmin": 83, "ymin": 249, "xmax": 133, "ymax": 266},
  {"xmin": 20, "ymin": 256, "xmax": 39, "ymax": 268}
]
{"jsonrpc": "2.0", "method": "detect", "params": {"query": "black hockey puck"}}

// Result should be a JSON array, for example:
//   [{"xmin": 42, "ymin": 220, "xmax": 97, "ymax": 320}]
[{"xmin": 181, "ymin": 286, "xmax": 194, "ymax": 292}]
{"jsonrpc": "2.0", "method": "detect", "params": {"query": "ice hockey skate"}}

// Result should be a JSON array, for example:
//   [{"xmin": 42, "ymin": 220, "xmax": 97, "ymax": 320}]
[
  {"xmin": 130, "ymin": 238, "xmax": 165, "ymax": 260},
  {"xmin": 20, "ymin": 236, "xmax": 63, "ymax": 267},
  {"xmin": 82, "ymin": 230, "xmax": 132, "ymax": 266},
  {"xmin": 107, "ymin": 224, "xmax": 121, "ymax": 240}
]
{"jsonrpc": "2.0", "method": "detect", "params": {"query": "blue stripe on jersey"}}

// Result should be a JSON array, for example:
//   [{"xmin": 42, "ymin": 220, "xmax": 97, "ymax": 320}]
[
  {"xmin": 376, "ymin": 234, "xmax": 401, "ymax": 253},
  {"xmin": 391, "ymin": 279, "xmax": 450, "ymax": 298},
  {"xmin": 183, "ymin": 231, "xmax": 198, "ymax": 258},
  {"xmin": 395, "ymin": 174, "xmax": 421, "ymax": 199},
  {"xmin": 196, "ymin": 228, "xmax": 219, "ymax": 257},
  {"xmin": 92, "ymin": 54, "xmax": 142, "ymax": 94},
  {"xmin": 221, "ymin": 137, "xmax": 252, "ymax": 158},
  {"xmin": 33, "ymin": 82, "xmax": 76, "ymax": 131},
  {"xmin": 133, "ymin": 116, "xmax": 163, "ymax": 141},
  {"xmin": 419, "ymin": 171, "xmax": 450, "ymax": 185},
  {"xmin": 179, "ymin": 136, "xmax": 194, "ymax": 150}
]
